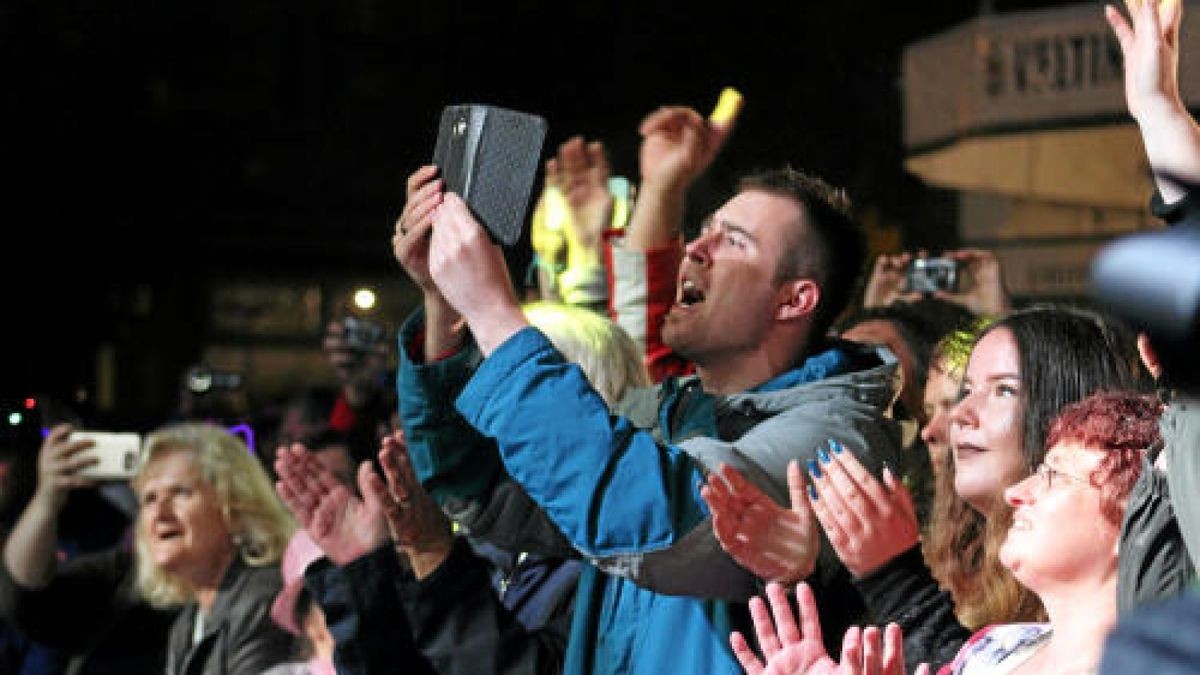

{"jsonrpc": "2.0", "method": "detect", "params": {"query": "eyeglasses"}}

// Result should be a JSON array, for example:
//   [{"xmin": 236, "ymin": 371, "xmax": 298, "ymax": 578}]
[{"xmin": 1031, "ymin": 462, "xmax": 1096, "ymax": 492}]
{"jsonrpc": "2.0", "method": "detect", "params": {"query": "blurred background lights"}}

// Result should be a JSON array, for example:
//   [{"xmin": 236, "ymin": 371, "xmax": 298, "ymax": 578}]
[
  {"xmin": 7, "ymin": 412, "xmax": 22, "ymax": 426},
  {"xmin": 352, "ymin": 287, "xmax": 377, "ymax": 311}
]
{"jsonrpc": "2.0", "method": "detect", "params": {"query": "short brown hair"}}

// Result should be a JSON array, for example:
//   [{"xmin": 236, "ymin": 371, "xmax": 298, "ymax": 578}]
[{"xmin": 738, "ymin": 167, "xmax": 865, "ymax": 338}]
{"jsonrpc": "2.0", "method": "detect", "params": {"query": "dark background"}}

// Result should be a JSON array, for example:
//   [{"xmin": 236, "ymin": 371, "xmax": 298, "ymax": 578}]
[{"xmin": 0, "ymin": 0, "xmax": 1086, "ymax": 426}]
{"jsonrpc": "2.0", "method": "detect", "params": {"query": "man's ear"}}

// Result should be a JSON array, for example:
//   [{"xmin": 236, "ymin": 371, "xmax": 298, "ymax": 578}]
[{"xmin": 776, "ymin": 279, "xmax": 820, "ymax": 321}]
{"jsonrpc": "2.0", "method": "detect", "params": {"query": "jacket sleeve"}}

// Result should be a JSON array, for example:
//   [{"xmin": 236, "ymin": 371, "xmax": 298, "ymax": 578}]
[
  {"xmin": 400, "ymin": 538, "xmax": 576, "ymax": 675},
  {"xmin": 0, "ymin": 547, "xmax": 129, "ymax": 650},
  {"xmin": 852, "ymin": 546, "xmax": 970, "ymax": 673},
  {"xmin": 310, "ymin": 541, "xmax": 575, "ymax": 675},
  {"xmin": 456, "ymin": 328, "xmax": 904, "ymax": 601},
  {"xmin": 628, "ymin": 389, "xmax": 903, "ymax": 600},
  {"xmin": 306, "ymin": 551, "xmax": 435, "ymax": 675},
  {"xmin": 605, "ymin": 236, "xmax": 692, "ymax": 382},
  {"xmin": 396, "ymin": 308, "xmax": 578, "ymax": 560}
]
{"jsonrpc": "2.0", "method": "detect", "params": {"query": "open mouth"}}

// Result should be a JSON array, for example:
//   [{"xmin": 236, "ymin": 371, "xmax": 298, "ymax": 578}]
[{"xmin": 679, "ymin": 279, "xmax": 706, "ymax": 307}]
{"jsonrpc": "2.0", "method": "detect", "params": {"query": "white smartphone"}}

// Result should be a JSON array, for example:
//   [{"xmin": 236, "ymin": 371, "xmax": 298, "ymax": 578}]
[{"xmin": 71, "ymin": 431, "xmax": 142, "ymax": 480}]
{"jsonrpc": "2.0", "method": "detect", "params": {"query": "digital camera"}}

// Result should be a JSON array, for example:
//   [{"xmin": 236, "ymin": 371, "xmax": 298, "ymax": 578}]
[
  {"xmin": 342, "ymin": 316, "xmax": 386, "ymax": 351},
  {"xmin": 904, "ymin": 257, "xmax": 961, "ymax": 294}
]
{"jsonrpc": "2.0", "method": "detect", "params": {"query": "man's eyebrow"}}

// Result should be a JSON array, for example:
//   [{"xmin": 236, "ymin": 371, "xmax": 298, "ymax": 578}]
[{"xmin": 707, "ymin": 218, "xmax": 757, "ymax": 243}]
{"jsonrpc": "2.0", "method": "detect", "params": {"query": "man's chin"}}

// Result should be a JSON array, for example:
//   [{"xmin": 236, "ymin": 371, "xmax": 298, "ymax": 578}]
[{"xmin": 661, "ymin": 321, "xmax": 698, "ymax": 362}]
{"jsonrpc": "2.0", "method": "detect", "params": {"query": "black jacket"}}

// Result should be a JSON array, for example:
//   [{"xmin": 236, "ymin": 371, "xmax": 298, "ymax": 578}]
[
  {"xmin": 308, "ymin": 537, "xmax": 578, "ymax": 675},
  {"xmin": 0, "ymin": 545, "xmax": 176, "ymax": 675},
  {"xmin": 164, "ymin": 559, "xmax": 296, "ymax": 675},
  {"xmin": 852, "ymin": 546, "xmax": 971, "ymax": 673}
]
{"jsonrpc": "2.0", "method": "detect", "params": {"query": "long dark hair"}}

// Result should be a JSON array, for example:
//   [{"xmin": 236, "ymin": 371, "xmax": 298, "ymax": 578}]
[{"xmin": 981, "ymin": 304, "xmax": 1149, "ymax": 473}]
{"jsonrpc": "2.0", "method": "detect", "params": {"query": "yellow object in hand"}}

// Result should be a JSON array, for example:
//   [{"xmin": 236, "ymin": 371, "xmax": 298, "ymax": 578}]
[{"xmin": 709, "ymin": 87, "xmax": 744, "ymax": 125}]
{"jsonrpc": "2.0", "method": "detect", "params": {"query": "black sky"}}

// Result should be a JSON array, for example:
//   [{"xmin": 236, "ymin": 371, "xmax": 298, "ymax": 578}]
[{"xmin": 0, "ymin": 0, "xmax": 1084, "ymax": 405}]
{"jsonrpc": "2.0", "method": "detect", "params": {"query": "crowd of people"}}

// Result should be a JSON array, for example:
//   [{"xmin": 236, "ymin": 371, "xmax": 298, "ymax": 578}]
[{"xmin": 1, "ymin": 1, "xmax": 1198, "ymax": 674}]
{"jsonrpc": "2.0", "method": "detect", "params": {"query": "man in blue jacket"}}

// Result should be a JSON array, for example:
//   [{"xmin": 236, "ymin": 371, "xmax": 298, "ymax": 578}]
[{"xmin": 392, "ymin": 104, "xmax": 903, "ymax": 674}]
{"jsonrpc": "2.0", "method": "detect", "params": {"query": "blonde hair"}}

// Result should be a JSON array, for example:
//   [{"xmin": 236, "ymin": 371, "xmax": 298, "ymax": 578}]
[
  {"xmin": 522, "ymin": 302, "xmax": 650, "ymax": 407},
  {"xmin": 133, "ymin": 422, "xmax": 295, "ymax": 607}
]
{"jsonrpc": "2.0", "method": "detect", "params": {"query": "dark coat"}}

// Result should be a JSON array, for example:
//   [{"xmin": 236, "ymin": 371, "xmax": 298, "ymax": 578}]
[
  {"xmin": 164, "ymin": 559, "xmax": 295, "ymax": 675},
  {"xmin": 0, "ymin": 545, "xmax": 176, "ymax": 675}
]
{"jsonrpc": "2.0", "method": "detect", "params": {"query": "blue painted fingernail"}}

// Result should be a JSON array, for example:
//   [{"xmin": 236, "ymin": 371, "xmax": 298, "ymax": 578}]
[
  {"xmin": 817, "ymin": 446, "xmax": 832, "ymax": 465},
  {"xmin": 830, "ymin": 439, "xmax": 845, "ymax": 454},
  {"xmin": 806, "ymin": 459, "xmax": 822, "ymax": 479},
  {"xmin": 808, "ymin": 483, "xmax": 818, "ymax": 500}
]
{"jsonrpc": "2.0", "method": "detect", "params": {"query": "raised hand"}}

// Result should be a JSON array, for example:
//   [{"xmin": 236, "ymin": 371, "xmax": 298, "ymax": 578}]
[
  {"xmin": 702, "ymin": 462, "xmax": 818, "ymax": 586},
  {"xmin": 805, "ymin": 441, "xmax": 920, "ymax": 579},
  {"xmin": 637, "ymin": 102, "xmax": 736, "ymax": 192},
  {"xmin": 274, "ymin": 444, "xmax": 390, "ymax": 566},
  {"xmin": 730, "ymin": 582, "xmax": 919, "ymax": 675},
  {"xmin": 1105, "ymin": 0, "xmax": 1184, "ymax": 121},
  {"xmin": 861, "ymin": 253, "xmax": 921, "ymax": 309},
  {"xmin": 1105, "ymin": 0, "xmax": 1200, "ymax": 203},
  {"xmin": 936, "ymin": 248, "xmax": 1011, "ymax": 317},
  {"xmin": 33, "ymin": 424, "xmax": 97, "ymax": 512},
  {"xmin": 377, "ymin": 431, "xmax": 453, "ymax": 578},
  {"xmin": 394, "ymin": 165, "xmax": 445, "ymax": 295},
  {"xmin": 428, "ymin": 192, "xmax": 528, "ymax": 355},
  {"xmin": 550, "ymin": 136, "xmax": 614, "ymax": 255}
]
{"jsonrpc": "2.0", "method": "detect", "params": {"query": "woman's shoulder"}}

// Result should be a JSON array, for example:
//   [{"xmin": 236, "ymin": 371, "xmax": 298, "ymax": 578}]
[{"xmin": 217, "ymin": 559, "xmax": 285, "ymax": 607}]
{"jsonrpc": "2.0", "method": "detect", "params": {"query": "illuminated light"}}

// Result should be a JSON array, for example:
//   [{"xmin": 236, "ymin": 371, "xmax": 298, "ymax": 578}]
[
  {"xmin": 7, "ymin": 412, "xmax": 22, "ymax": 426},
  {"xmin": 352, "ymin": 288, "xmax": 377, "ymax": 311},
  {"xmin": 23, "ymin": 398, "xmax": 36, "ymax": 410}
]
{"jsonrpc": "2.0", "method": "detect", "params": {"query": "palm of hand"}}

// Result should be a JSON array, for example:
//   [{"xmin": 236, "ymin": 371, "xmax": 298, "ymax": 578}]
[
  {"xmin": 714, "ymin": 497, "xmax": 815, "ymax": 584},
  {"xmin": 309, "ymin": 485, "xmax": 389, "ymax": 566},
  {"xmin": 762, "ymin": 644, "xmax": 840, "ymax": 675},
  {"xmin": 759, "ymin": 506, "xmax": 814, "ymax": 582}
]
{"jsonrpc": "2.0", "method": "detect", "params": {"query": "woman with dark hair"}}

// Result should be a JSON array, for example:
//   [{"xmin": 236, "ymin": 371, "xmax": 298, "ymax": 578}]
[
  {"xmin": 919, "ymin": 321, "xmax": 1036, "ymax": 633},
  {"xmin": 704, "ymin": 304, "xmax": 1150, "ymax": 670},
  {"xmin": 957, "ymin": 305, "xmax": 1144, "ymax": 502}
]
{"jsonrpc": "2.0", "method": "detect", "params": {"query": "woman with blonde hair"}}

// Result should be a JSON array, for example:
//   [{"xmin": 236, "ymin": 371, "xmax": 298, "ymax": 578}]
[{"xmin": 135, "ymin": 422, "xmax": 297, "ymax": 675}]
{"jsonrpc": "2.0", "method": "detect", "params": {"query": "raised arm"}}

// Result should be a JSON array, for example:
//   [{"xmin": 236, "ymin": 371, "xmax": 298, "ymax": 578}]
[
  {"xmin": 3, "ymin": 424, "xmax": 96, "ymax": 588},
  {"xmin": 395, "ymin": 164, "xmax": 465, "ymax": 360},
  {"xmin": 1106, "ymin": 0, "xmax": 1200, "ymax": 205},
  {"xmin": 624, "ymin": 93, "xmax": 741, "ymax": 251}
]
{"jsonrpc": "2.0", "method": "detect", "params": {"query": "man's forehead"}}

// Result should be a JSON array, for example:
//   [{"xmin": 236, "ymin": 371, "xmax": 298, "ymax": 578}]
[{"xmin": 710, "ymin": 189, "xmax": 805, "ymax": 235}]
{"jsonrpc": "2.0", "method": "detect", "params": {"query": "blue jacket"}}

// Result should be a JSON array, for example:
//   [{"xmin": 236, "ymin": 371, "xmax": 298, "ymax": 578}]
[{"xmin": 397, "ymin": 313, "xmax": 902, "ymax": 674}]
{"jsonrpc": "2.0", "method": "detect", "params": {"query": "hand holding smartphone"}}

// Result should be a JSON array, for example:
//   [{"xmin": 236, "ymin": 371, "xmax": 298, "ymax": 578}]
[{"xmin": 69, "ymin": 431, "xmax": 142, "ymax": 481}]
